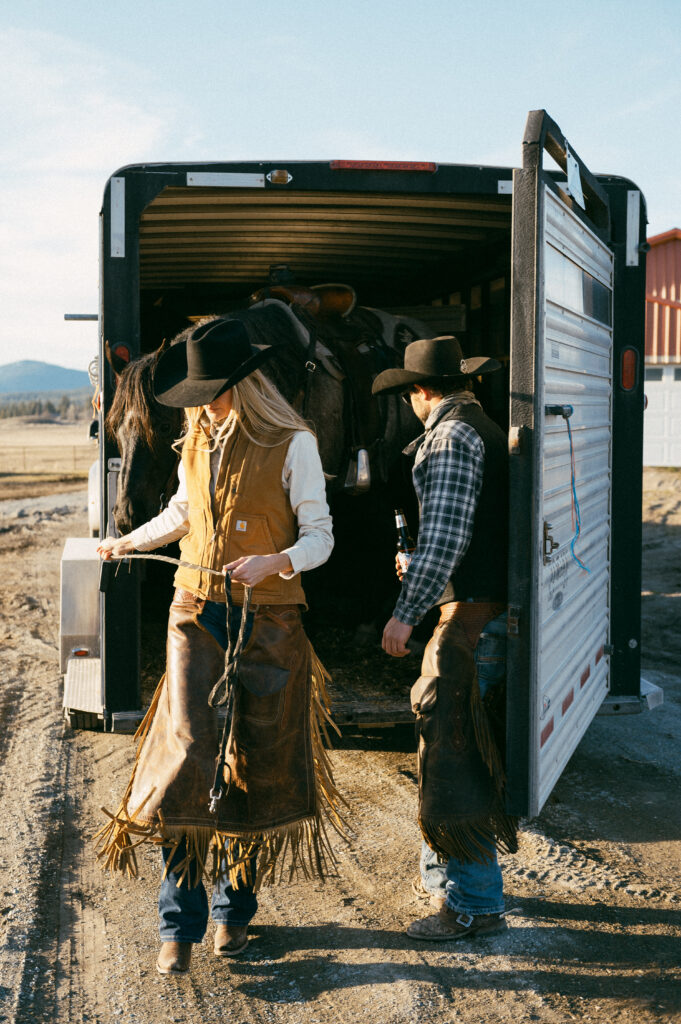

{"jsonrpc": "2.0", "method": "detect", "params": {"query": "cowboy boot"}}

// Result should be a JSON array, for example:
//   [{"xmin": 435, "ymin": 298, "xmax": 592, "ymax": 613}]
[
  {"xmin": 214, "ymin": 924, "xmax": 248, "ymax": 957},
  {"xmin": 157, "ymin": 941, "xmax": 192, "ymax": 974}
]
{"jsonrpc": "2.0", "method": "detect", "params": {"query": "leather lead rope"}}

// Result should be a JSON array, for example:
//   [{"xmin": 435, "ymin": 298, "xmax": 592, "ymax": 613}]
[
  {"xmin": 208, "ymin": 573, "xmax": 252, "ymax": 815},
  {"xmin": 111, "ymin": 552, "xmax": 226, "ymax": 576}
]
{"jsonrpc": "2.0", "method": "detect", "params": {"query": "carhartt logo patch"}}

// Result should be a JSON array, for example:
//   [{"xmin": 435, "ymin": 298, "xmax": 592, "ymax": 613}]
[{"xmin": 236, "ymin": 520, "xmax": 247, "ymax": 532}]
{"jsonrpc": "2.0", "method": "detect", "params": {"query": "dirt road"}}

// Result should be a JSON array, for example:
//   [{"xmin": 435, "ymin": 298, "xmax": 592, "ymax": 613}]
[{"xmin": 0, "ymin": 472, "xmax": 679, "ymax": 1023}]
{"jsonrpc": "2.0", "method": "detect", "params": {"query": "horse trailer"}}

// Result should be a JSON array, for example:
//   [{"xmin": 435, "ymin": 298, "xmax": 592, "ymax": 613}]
[{"xmin": 60, "ymin": 108, "xmax": 661, "ymax": 818}]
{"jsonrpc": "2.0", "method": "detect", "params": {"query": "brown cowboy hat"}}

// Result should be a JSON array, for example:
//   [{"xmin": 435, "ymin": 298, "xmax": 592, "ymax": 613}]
[
  {"xmin": 154, "ymin": 318, "xmax": 279, "ymax": 408},
  {"xmin": 371, "ymin": 335, "xmax": 500, "ymax": 397}
]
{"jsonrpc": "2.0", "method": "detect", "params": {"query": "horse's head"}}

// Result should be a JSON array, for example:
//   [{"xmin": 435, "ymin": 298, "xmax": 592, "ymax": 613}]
[{"xmin": 105, "ymin": 346, "xmax": 183, "ymax": 535}]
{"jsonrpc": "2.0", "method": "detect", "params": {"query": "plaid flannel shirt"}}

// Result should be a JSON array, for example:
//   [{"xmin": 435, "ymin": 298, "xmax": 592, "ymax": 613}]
[{"xmin": 393, "ymin": 395, "xmax": 484, "ymax": 626}]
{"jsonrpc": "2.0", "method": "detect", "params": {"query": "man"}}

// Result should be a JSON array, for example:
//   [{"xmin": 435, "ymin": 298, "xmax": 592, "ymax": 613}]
[{"xmin": 372, "ymin": 335, "xmax": 517, "ymax": 942}]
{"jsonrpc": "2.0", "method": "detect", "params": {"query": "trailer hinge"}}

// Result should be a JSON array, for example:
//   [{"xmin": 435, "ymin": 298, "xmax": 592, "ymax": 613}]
[{"xmin": 507, "ymin": 604, "xmax": 521, "ymax": 636}]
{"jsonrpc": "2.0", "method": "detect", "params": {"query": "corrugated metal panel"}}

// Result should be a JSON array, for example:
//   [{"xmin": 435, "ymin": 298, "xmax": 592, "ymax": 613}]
[
  {"xmin": 532, "ymin": 187, "xmax": 613, "ymax": 813},
  {"xmin": 63, "ymin": 658, "xmax": 103, "ymax": 716},
  {"xmin": 138, "ymin": 187, "xmax": 511, "ymax": 290},
  {"xmin": 645, "ymin": 233, "xmax": 681, "ymax": 362}
]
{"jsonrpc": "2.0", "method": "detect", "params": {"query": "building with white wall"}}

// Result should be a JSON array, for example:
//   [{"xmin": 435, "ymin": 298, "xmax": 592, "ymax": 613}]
[{"xmin": 644, "ymin": 228, "xmax": 681, "ymax": 466}]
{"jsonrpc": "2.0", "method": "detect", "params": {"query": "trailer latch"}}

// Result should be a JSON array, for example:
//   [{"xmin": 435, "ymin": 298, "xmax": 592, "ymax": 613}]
[{"xmin": 543, "ymin": 521, "xmax": 560, "ymax": 563}]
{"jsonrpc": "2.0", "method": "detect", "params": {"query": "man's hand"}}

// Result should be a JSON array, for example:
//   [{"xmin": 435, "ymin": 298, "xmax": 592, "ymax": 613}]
[
  {"xmin": 224, "ymin": 553, "xmax": 292, "ymax": 587},
  {"xmin": 382, "ymin": 616, "xmax": 413, "ymax": 658},
  {"xmin": 97, "ymin": 536, "xmax": 135, "ymax": 560}
]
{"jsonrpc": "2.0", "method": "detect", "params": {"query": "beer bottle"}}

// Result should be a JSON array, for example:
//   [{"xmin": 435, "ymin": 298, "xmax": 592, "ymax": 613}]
[{"xmin": 394, "ymin": 508, "xmax": 415, "ymax": 574}]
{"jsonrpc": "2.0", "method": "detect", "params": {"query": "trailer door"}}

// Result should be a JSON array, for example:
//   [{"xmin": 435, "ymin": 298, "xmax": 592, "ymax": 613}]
[{"xmin": 507, "ymin": 110, "xmax": 614, "ymax": 817}]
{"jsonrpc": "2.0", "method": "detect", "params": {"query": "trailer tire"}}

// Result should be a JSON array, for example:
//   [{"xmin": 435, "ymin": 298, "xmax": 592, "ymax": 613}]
[{"xmin": 64, "ymin": 710, "xmax": 102, "ymax": 731}]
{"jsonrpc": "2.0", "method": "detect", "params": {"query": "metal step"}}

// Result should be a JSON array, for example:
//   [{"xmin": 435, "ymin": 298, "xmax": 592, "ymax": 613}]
[{"xmin": 598, "ymin": 675, "xmax": 664, "ymax": 715}]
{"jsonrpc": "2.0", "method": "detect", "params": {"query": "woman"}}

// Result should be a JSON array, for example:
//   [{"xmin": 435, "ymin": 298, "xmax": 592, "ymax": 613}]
[{"xmin": 96, "ymin": 317, "xmax": 343, "ymax": 975}]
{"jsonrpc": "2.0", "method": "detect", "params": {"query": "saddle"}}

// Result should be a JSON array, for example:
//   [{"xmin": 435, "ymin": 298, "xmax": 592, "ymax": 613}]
[
  {"xmin": 250, "ymin": 283, "xmax": 357, "ymax": 319},
  {"xmin": 249, "ymin": 288, "xmax": 399, "ymax": 494}
]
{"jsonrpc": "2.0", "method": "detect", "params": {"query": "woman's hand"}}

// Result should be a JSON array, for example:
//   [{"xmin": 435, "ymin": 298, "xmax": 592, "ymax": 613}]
[
  {"xmin": 97, "ymin": 536, "xmax": 136, "ymax": 560},
  {"xmin": 224, "ymin": 553, "xmax": 292, "ymax": 587}
]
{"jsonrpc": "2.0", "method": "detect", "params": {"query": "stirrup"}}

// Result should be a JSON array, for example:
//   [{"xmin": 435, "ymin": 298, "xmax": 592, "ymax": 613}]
[{"xmin": 343, "ymin": 448, "xmax": 371, "ymax": 494}]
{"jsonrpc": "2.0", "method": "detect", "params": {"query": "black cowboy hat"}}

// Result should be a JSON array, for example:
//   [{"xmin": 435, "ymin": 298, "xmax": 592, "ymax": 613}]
[
  {"xmin": 371, "ymin": 335, "xmax": 500, "ymax": 396},
  {"xmin": 153, "ymin": 318, "xmax": 279, "ymax": 408}
]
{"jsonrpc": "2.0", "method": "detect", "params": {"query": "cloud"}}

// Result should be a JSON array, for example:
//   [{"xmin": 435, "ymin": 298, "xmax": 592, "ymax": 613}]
[
  {"xmin": 0, "ymin": 28, "xmax": 172, "ymax": 173},
  {"xmin": 0, "ymin": 28, "xmax": 191, "ymax": 369}
]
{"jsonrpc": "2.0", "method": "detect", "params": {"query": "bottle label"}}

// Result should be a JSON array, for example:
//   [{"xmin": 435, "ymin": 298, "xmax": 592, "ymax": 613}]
[{"xmin": 397, "ymin": 551, "xmax": 412, "ymax": 573}]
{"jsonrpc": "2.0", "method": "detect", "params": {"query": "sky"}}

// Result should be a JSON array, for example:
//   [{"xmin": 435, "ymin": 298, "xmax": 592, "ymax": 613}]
[{"xmin": 1, "ymin": 0, "xmax": 680, "ymax": 371}]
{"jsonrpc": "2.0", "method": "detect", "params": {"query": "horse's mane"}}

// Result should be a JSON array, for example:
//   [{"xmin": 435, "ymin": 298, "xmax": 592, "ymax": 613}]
[{"xmin": 105, "ymin": 349, "xmax": 180, "ymax": 448}]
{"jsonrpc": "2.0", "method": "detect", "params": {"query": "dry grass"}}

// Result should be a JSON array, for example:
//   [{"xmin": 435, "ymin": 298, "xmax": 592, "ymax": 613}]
[{"xmin": 0, "ymin": 418, "xmax": 93, "ymax": 499}]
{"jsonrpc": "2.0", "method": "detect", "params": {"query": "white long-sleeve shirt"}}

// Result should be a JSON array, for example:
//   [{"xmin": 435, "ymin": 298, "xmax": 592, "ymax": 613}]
[{"xmin": 127, "ymin": 428, "xmax": 333, "ymax": 578}]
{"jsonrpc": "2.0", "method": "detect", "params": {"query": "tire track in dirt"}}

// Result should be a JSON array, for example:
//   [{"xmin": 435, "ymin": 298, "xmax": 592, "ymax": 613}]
[
  {"xmin": 0, "ymin": 665, "xmax": 69, "ymax": 1022},
  {"xmin": 3, "ymin": 488, "xmax": 681, "ymax": 1023},
  {"xmin": 0, "ymin": 497, "xmax": 87, "ymax": 1023},
  {"xmin": 48, "ymin": 703, "xmax": 681, "ymax": 1024}
]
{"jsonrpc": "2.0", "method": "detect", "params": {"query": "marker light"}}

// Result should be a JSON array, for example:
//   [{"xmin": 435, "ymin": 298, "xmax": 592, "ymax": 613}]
[
  {"xmin": 621, "ymin": 348, "xmax": 638, "ymax": 391},
  {"xmin": 113, "ymin": 344, "xmax": 130, "ymax": 363},
  {"xmin": 267, "ymin": 170, "xmax": 292, "ymax": 184},
  {"xmin": 330, "ymin": 160, "xmax": 437, "ymax": 172}
]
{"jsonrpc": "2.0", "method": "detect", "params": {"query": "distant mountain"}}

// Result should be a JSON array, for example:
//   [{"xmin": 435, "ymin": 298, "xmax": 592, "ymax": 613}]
[{"xmin": 0, "ymin": 360, "xmax": 90, "ymax": 394}]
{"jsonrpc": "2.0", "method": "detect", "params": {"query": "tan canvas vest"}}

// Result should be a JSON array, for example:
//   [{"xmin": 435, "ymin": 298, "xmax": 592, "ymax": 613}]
[{"xmin": 173, "ymin": 422, "xmax": 306, "ymax": 606}]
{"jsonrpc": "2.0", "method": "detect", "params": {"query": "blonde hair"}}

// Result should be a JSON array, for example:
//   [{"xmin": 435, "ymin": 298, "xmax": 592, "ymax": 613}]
[{"xmin": 176, "ymin": 366, "xmax": 314, "ymax": 450}]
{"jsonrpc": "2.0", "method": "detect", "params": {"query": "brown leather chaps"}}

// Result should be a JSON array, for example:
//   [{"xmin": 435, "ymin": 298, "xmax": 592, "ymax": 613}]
[
  {"xmin": 411, "ymin": 602, "xmax": 518, "ymax": 864},
  {"xmin": 96, "ymin": 592, "xmax": 345, "ymax": 888}
]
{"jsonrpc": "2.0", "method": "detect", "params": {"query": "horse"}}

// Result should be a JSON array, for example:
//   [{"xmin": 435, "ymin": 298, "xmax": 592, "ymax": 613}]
[
  {"xmin": 105, "ymin": 344, "xmax": 184, "ymax": 534},
  {"xmin": 105, "ymin": 296, "xmax": 426, "ymax": 623}
]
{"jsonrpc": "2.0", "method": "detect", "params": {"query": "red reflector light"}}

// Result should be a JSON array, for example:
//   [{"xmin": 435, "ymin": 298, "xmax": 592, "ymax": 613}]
[
  {"xmin": 330, "ymin": 160, "xmax": 437, "ymax": 172},
  {"xmin": 540, "ymin": 718, "xmax": 554, "ymax": 747},
  {"xmin": 71, "ymin": 647, "xmax": 89, "ymax": 658},
  {"xmin": 113, "ymin": 344, "xmax": 131, "ymax": 363},
  {"xmin": 621, "ymin": 347, "xmax": 638, "ymax": 390}
]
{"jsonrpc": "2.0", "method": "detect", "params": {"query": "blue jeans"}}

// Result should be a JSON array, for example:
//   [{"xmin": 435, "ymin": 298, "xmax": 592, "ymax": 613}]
[
  {"xmin": 158, "ymin": 599, "xmax": 257, "ymax": 943},
  {"xmin": 159, "ymin": 840, "xmax": 258, "ymax": 942},
  {"xmin": 420, "ymin": 611, "xmax": 507, "ymax": 917}
]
